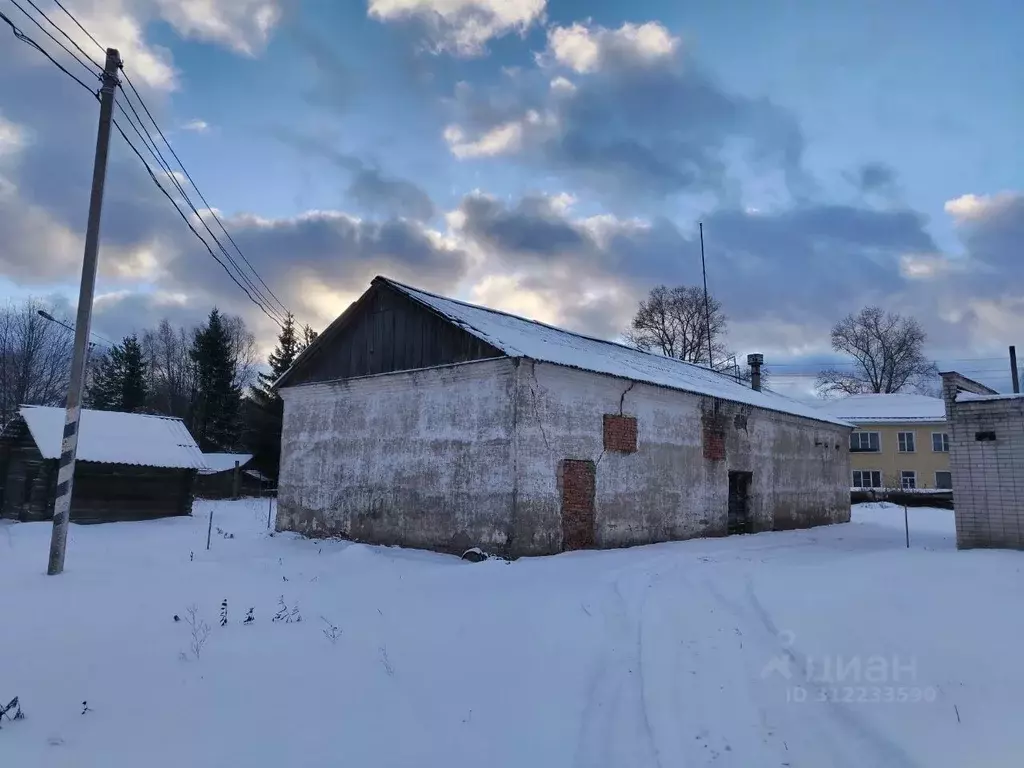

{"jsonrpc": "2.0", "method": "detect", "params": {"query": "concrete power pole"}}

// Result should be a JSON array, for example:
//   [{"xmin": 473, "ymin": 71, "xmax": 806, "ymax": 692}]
[{"xmin": 47, "ymin": 48, "xmax": 122, "ymax": 576}]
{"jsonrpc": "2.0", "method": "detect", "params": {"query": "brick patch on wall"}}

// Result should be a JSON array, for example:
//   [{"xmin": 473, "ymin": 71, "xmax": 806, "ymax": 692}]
[
  {"xmin": 560, "ymin": 459, "xmax": 596, "ymax": 551},
  {"xmin": 702, "ymin": 406, "xmax": 727, "ymax": 461},
  {"xmin": 603, "ymin": 414, "xmax": 638, "ymax": 453}
]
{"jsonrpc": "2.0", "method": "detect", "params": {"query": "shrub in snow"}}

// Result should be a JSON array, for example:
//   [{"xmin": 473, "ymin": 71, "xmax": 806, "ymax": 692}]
[
  {"xmin": 272, "ymin": 596, "xmax": 302, "ymax": 624},
  {"xmin": 0, "ymin": 696, "xmax": 24, "ymax": 728},
  {"xmin": 244, "ymin": 607, "xmax": 255, "ymax": 625},
  {"xmin": 220, "ymin": 599, "xmax": 228, "ymax": 627},
  {"xmin": 81, "ymin": 701, "xmax": 92, "ymax": 715},
  {"xmin": 184, "ymin": 605, "xmax": 211, "ymax": 659},
  {"xmin": 379, "ymin": 646, "xmax": 394, "ymax": 677},
  {"xmin": 321, "ymin": 617, "xmax": 342, "ymax": 644}
]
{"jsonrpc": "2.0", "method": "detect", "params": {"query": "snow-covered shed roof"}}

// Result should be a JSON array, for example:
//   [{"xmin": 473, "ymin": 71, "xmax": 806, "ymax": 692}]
[
  {"xmin": 12, "ymin": 406, "xmax": 207, "ymax": 470},
  {"xmin": 957, "ymin": 392, "xmax": 1024, "ymax": 403},
  {"xmin": 288, "ymin": 277, "xmax": 845, "ymax": 427},
  {"xmin": 199, "ymin": 453, "xmax": 253, "ymax": 475},
  {"xmin": 814, "ymin": 393, "xmax": 946, "ymax": 423}
]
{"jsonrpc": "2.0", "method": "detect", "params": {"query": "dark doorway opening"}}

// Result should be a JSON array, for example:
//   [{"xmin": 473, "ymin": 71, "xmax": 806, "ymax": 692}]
[
  {"xmin": 561, "ymin": 459, "xmax": 596, "ymax": 551},
  {"xmin": 728, "ymin": 471, "xmax": 753, "ymax": 535}
]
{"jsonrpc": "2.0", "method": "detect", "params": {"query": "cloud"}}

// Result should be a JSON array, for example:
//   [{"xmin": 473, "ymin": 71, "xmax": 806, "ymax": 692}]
[
  {"xmin": 944, "ymin": 191, "xmax": 1020, "ymax": 223},
  {"xmin": 347, "ymin": 167, "xmax": 437, "ymax": 221},
  {"xmin": 445, "ymin": 119, "xmax": 531, "ymax": 158},
  {"xmin": 444, "ymin": 20, "xmax": 804, "ymax": 202},
  {"xmin": 271, "ymin": 129, "xmax": 436, "ymax": 221},
  {"xmin": 181, "ymin": 119, "xmax": 209, "ymax": 132},
  {"xmin": 852, "ymin": 161, "xmax": 897, "ymax": 194},
  {"xmin": 545, "ymin": 21, "xmax": 679, "ymax": 74},
  {"xmin": 368, "ymin": 0, "xmax": 546, "ymax": 56},
  {"xmin": 947, "ymin": 191, "xmax": 1024, "ymax": 275},
  {"xmin": 153, "ymin": 0, "xmax": 283, "ymax": 55}
]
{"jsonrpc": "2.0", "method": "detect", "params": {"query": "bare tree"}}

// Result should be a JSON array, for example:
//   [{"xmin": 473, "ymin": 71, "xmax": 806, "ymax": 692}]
[
  {"xmin": 0, "ymin": 299, "xmax": 75, "ymax": 424},
  {"xmin": 142, "ymin": 319, "xmax": 196, "ymax": 419},
  {"xmin": 626, "ymin": 285, "xmax": 728, "ymax": 365},
  {"xmin": 222, "ymin": 314, "xmax": 259, "ymax": 393},
  {"xmin": 816, "ymin": 306, "xmax": 938, "ymax": 396}
]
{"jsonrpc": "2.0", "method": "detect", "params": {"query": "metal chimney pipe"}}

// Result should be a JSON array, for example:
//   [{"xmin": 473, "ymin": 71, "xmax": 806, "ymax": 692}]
[{"xmin": 747, "ymin": 353, "xmax": 764, "ymax": 392}]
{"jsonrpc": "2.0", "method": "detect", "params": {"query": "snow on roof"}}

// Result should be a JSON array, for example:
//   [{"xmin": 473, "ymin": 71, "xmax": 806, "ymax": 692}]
[
  {"xmin": 378, "ymin": 278, "xmax": 849, "ymax": 427},
  {"xmin": 956, "ymin": 392, "xmax": 1024, "ymax": 403},
  {"xmin": 16, "ymin": 406, "xmax": 207, "ymax": 470},
  {"xmin": 814, "ymin": 393, "xmax": 946, "ymax": 423},
  {"xmin": 198, "ymin": 453, "xmax": 253, "ymax": 475}
]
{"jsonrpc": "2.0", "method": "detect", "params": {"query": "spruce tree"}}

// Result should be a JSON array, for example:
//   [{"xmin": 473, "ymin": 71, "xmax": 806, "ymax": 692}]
[
  {"xmin": 247, "ymin": 313, "xmax": 309, "ymax": 479},
  {"xmin": 191, "ymin": 309, "xmax": 241, "ymax": 451},
  {"xmin": 85, "ymin": 334, "xmax": 148, "ymax": 412},
  {"xmin": 254, "ymin": 313, "xmax": 299, "ymax": 402},
  {"xmin": 120, "ymin": 335, "xmax": 148, "ymax": 411}
]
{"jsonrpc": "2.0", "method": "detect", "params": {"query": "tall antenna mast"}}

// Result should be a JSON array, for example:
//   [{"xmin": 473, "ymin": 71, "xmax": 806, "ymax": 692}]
[{"xmin": 699, "ymin": 222, "xmax": 713, "ymax": 367}]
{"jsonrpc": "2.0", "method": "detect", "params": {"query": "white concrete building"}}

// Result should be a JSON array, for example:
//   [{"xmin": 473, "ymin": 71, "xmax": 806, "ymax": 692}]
[
  {"xmin": 274, "ymin": 277, "xmax": 852, "ymax": 557},
  {"xmin": 942, "ymin": 372, "xmax": 1024, "ymax": 550}
]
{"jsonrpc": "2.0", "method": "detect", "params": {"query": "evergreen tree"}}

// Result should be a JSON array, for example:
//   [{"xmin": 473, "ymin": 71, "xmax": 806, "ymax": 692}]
[
  {"xmin": 191, "ymin": 309, "xmax": 241, "ymax": 451},
  {"xmin": 120, "ymin": 335, "xmax": 148, "ymax": 411},
  {"xmin": 254, "ymin": 313, "xmax": 300, "ymax": 402},
  {"xmin": 247, "ymin": 313, "xmax": 310, "ymax": 480},
  {"xmin": 86, "ymin": 334, "xmax": 148, "ymax": 412}
]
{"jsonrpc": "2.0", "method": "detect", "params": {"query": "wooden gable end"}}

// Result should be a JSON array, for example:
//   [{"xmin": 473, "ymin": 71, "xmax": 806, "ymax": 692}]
[{"xmin": 284, "ymin": 282, "xmax": 505, "ymax": 386}]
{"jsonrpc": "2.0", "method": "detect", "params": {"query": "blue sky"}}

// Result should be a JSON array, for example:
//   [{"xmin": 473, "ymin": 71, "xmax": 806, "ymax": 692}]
[{"xmin": 1, "ymin": 0, "xmax": 1022, "ymax": 394}]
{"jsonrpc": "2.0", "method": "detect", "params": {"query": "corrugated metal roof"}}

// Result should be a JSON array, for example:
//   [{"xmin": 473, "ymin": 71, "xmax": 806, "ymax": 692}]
[
  {"xmin": 378, "ymin": 278, "xmax": 850, "ymax": 427},
  {"xmin": 18, "ymin": 406, "xmax": 208, "ymax": 470}
]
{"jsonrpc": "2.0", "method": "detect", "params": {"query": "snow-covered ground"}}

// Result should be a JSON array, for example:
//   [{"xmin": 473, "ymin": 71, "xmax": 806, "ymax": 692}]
[{"xmin": 2, "ymin": 501, "xmax": 1022, "ymax": 767}]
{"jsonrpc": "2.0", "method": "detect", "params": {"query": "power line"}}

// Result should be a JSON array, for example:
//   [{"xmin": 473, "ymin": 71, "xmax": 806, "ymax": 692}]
[
  {"xmin": 21, "ymin": 0, "xmax": 101, "ymax": 68},
  {"xmin": 0, "ymin": 7, "xmax": 96, "ymax": 93},
  {"xmin": 51, "ymin": 0, "xmax": 103, "ymax": 54},
  {"xmin": 118, "ymin": 69, "xmax": 292, "ymax": 321},
  {"xmin": 110, "ymin": 110, "xmax": 287, "ymax": 328},
  {"xmin": 0, "ymin": 5, "xmax": 290, "ymax": 330},
  {"xmin": 113, "ymin": 83, "xmax": 287, "ymax": 326},
  {"xmin": 5, "ymin": 0, "xmax": 99, "ymax": 78}
]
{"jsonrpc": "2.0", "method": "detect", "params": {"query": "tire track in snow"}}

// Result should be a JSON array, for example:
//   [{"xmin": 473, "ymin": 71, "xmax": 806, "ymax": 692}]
[
  {"xmin": 739, "ymin": 575, "xmax": 920, "ymax": 768},
  {"xmin": 574, "ymin": 559, "xmax": 670, "ymax": 768}
]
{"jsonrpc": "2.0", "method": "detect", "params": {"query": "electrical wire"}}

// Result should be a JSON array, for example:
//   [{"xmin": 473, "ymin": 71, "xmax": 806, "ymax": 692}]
[
  {"xmin": 51, "ymin": 0, "xmax": 103, "ymax": 54},
  {"xmin": 21, "ymin": 0, "xmax": 101, "ymax": 68},
  {"xmin": 115, "ymin": 83, "xmax": 287, "ymax": 326},
  {"xmin": 119, "ymin": 69, "xmax": 292, "ymax": 321},
  {"xmin": 0, "ymin": 7, "xmax": 96, "ymax": 93},
  {"xmin": 111, "ymin": 110, "xmax": 287, "ymax": 328},
  {"xmin": 0, "ymin": 5, "xmax": 288, "ymax": 329},
  {"xmin": 5, "ymin": 0, "xmax": 98, "ymax": 79}
]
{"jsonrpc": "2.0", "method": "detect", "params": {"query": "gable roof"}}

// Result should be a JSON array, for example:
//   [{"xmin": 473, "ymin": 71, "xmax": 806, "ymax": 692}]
[
  {"xmin": 11, "ymin": 406, "xmax": 207, "ymax": 470},
  {"xmin": 281, "ymin": 276, "xmax": 849, "ymax": 427},
  {"xmin": 813, "ymin": 393, "xmax": 946, "ymax": 423}
]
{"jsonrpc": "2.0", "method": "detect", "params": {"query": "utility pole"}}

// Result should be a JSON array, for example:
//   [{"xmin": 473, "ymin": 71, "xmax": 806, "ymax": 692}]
[
  {"xmin": 47, "ymin": 48, "xmax": 121, "ymax": 576},
  {"xmin": 1010, "ymin": 346, "xmax": 1020, "ymax": 394},
  {"xmin": 699, "ymin": 222, "xmax": 713, "ymax": 367}
]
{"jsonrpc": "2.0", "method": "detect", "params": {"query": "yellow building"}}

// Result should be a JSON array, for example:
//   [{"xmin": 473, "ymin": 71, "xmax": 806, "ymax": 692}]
[{"xmin": 816, "ymin": 394, "xmax": 951, "ymax": 491}]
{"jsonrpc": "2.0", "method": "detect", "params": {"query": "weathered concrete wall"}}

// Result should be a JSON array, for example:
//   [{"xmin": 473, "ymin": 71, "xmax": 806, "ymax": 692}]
[
  {"xmin": 278, "ymin": 358, "xmax": 850, "ymax": 557},
  {"xmin": 512, "ymin": 362, "xmax": 850, "ymax": 552},
  {"xmin": 945, "ymin": 392, "xmax": 1024, "ymax": 550},
  {"xmin": 277, "ymin": 358, "xmax": 518, "ymax": 554}
]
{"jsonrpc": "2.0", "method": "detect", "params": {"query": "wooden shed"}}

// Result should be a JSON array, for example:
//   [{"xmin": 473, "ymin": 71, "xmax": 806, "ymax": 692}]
[
  {"xmin": 0, "ymin": 406, "xmax": 206, "ymax": 523},
  {"xmin": 194, "ymin": 453, "xmax": 269, "ymax": 499}
]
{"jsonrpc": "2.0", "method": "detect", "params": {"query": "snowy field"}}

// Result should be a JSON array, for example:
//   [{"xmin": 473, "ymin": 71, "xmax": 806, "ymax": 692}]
[{"xmin": 2, "ymin": 501, "xmax": 1023, "ymax": 767}]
